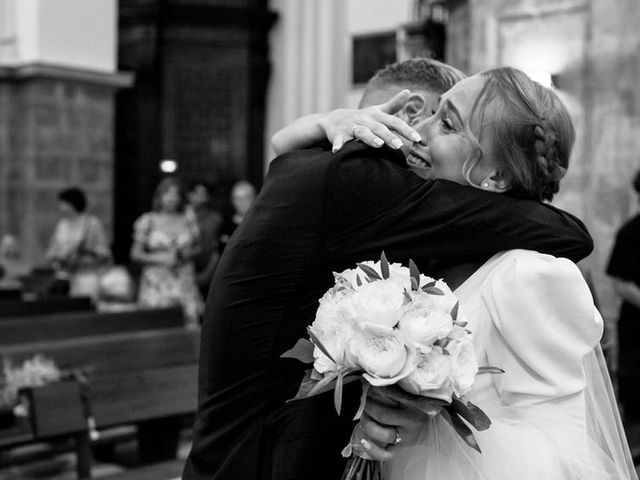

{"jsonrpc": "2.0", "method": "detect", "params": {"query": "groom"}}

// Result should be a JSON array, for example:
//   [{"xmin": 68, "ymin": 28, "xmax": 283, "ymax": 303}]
[{"xmin": 182, "ymin": 59, "xmax": 593, "ymax": 480}]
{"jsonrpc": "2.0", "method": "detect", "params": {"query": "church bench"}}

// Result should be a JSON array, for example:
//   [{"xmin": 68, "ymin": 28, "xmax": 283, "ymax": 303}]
[
  {"xmin": 0, "ymin": 306, "xmax": 198, "ymax": 478},
  {"xmin": 0, "ymin": 288, "xmax": 22, "ymax": 301},
  {"xmin": 102, "ymin": 458, "xmax": 185, "ymax": 480},
  {"xmin": 0, "ymin": 296, "xmax": 94, "ymax": 318},
  {"xmin": 0, "ymin": 305, "xmax": 184, "ymax": 345}
]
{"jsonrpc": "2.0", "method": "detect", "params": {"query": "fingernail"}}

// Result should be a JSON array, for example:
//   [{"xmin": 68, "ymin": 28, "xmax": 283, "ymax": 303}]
[
  {"xmin": 391, "ymin": 138, "xmax": 403, "ymax": 149},
  {"xmin": 332, "ymin": 145, "xmax": 341, "ymax": 153},
  {"xmin": 373, "ymin": 138, "xmax": 384, "ymax": 147},
  {"xmin": 411, "ymin": 132, "xmax": 422, "ymax": 142},
  {"xmin": 360, "ymin": 439, "xmax": 371, "ymax": 449}
]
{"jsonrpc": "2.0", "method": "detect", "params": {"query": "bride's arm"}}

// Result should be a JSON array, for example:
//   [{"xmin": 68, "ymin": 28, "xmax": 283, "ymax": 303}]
[{"xmin": 270, "ymin": 90, "xmax": 421, "ymax": 155}]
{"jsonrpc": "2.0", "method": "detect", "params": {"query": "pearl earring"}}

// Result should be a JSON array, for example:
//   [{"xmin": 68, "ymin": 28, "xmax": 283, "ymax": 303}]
[{"xmin": 482, "ymin": 182, "xmax": 490, "ymax": 189}]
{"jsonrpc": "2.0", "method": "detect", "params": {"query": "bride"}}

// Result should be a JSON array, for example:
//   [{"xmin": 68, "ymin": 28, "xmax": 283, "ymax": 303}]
[{"xmin": 274, "ymin": 66, "xmax": 637, "ymax": 479}]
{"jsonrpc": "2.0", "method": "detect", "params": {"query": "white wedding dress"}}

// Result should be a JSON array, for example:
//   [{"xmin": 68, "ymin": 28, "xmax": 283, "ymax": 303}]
[{"xmin": 385, "ymin": 250, "xmax": 637, "ymax": 480}]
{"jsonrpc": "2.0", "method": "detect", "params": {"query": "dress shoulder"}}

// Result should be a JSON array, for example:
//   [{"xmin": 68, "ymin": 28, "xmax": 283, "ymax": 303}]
[
  {"xmin": 480, "ymin": 250, "xmax": 603, "ymax": 402},
  {"xmin": 133, "ymin": 212, "xmax": 155, "ymax": 243}
]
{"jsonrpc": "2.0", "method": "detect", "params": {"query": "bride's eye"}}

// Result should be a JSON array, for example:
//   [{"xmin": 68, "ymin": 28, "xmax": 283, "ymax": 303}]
[{"xmin": 441, "ymin": 116, "xmax": 455, "ymax": 133}]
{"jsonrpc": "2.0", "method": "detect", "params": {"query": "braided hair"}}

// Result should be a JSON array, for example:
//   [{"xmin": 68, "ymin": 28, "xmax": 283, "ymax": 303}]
[{"xmin": 469, "ymin": 67, "xmax": 574, "ymax": 202}]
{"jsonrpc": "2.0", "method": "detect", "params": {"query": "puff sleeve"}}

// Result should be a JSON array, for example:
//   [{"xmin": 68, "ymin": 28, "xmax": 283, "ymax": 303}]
[{"xmin": 482, "ymin": 251, "xmax": 603, "ymax": 406}]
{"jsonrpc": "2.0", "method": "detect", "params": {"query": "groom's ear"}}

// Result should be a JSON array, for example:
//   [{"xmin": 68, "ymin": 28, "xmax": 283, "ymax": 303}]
[{"xmin": 399, "ymin": 93, "xmax": 429, "ymax": 125}]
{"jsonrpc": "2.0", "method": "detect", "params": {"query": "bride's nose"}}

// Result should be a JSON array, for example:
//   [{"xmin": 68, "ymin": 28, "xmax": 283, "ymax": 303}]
[{"xmin": 412, "ymin": 115, "xmax": 436, "ymax": 145}]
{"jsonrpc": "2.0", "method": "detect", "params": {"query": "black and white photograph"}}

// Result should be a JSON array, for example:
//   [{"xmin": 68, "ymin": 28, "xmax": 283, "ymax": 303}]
[{"xmin": 0, "ymin": 0, "xmax": 639, "ymax": 479}]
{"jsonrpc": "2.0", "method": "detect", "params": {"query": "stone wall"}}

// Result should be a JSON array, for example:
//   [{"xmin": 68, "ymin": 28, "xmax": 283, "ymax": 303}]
[
  {"xmin": 446, "ymin": 0, "xmax": 640, "ymax": 329},
  {"xmin": 0, "ymin": 66, "xmax": 128, "ymax": 265}
]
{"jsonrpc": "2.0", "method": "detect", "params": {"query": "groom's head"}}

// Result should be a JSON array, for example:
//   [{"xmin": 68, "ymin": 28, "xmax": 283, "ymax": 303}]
[{"xmin": 359, "ymin": 58, "xmax": 466, "ymax": 127}]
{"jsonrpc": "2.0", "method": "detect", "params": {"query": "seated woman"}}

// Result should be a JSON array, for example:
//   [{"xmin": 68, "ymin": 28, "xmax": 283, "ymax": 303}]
[{"xmin": 46, "ymin": 187, "xmax": 111, "ymax": 299}]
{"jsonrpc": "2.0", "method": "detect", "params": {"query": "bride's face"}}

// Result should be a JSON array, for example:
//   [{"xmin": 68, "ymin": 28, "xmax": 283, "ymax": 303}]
[{"xmin": 407, "ymin": 75, "xmax": 494, "ymax": 184}]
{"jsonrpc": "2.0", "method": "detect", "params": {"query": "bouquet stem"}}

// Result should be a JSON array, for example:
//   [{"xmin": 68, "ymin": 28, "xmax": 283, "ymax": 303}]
[{"xmin": 341, "ymin": 455, "xmax": 382, "ymax": 480}]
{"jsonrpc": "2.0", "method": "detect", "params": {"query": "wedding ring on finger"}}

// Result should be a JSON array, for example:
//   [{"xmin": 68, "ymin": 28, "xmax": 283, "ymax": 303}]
[{"xmin": 392, "ymin": 430, "xmax": 402, "ymax": 446}]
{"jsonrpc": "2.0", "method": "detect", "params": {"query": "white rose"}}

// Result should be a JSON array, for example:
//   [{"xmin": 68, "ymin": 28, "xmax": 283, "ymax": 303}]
[
  {"xmin": 347, "ymin": 326, "xmax": 413, "ymax": 386},
  {"xmin": 398, "ymin": 293, "xmax": 454, "ymax": 348},
  {"xmin": 309, "ymin": 296, "xmax": 353, "ymax": 373},
  {"xmin": 447, "ymin": 339, "xmax": 478, "ymax": 397},
  {"xmin": 335, "ymin": 267, "xmax": 361, "ymax": 291},
  {"xmin": 387, "ymin": 263, "xmax": 412, "ymax": 290},
  {"xmin": 343, "ymin": 279, "xmax": 405, "ymax": 328},
  {"xmin": 399, "ymin": 346, "xmax": 453, "ymax": 402},
  {"xmin": 449, "ymin": 324, "xmax": 470, "ymax": 341},
  {"xmin": 339, "ymin": 261, "xmax": 411, "ymax": 292}
]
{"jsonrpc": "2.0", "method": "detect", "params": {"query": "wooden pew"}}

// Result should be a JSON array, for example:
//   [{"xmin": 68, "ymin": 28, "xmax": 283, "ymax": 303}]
[
  {"xmin": 0, "ymin": 296, "xmax": 94, "ymax": 318},
  {"xmin": 0, "ymin": 305, "xmax": 184, "ymax": 345},
  {"xmin": 0, "ymin": 288, "xmax": 21, "ymax": 301},
  {"xmin": 0, "ymin": 305, "xmax": 198, "ymax": 479}
]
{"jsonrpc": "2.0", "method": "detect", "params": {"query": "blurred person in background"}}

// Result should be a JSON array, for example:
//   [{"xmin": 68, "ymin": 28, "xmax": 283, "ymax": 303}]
[
  {"xmin": 187, "ymin": 181, "xmax": 223, "ymax": 298},
  {"xmin": 46, "ymin": 187, "xmax": 111, "ymax": 298},
  {"xmin": 0, "ymin": 234, "xmax": 29, "ymax": 289},
  {"xmin": 130, "ymin": 177, "xmax": 203, "ymax": 328},
  {"xmin": 219, "ymin": 180, "xmax": 256, "ymax": 252},
  {"xmin": 607, "ymin": 169, "xmax": 640, "ymax": 425}
]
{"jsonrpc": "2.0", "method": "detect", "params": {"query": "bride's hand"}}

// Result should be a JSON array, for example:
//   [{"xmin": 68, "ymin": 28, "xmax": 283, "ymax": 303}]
[
  {"xmin": 319, "ymin": 90, "xmax": 422, "ymax": 153},
  {"xmin": 352, "ymin": 389, "xmax": 430, "ymax": 462}
]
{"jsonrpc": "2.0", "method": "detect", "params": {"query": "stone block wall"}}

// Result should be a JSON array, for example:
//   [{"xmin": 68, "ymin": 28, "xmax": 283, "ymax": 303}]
[
  {"xmin": 0, "ymin": 68, "xmax": 126, "ymax": 265},
  {"xmin": 446, "ymin": 0, "xmax": 640, "ymax": 329}
]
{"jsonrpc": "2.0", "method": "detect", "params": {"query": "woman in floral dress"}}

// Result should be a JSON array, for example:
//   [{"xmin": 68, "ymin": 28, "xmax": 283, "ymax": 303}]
[{"xmin": 130, "ymin": 178, "xmax": 203, "ymax": 327}]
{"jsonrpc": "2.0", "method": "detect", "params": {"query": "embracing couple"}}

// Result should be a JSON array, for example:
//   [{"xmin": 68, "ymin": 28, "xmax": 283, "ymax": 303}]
[{"xmin": 182, "ymin": 59, "xmax": 637, "ymax": 480}]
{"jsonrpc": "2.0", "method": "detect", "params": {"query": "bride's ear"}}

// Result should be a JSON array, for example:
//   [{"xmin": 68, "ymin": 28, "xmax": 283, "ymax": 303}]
[
  {"xmin": 480, "ymin": 170, "xmax": 511, "ymax": 193},
  {"xmin": 399, "ymin": 93, "xmax": 429, "ymax": 125}
]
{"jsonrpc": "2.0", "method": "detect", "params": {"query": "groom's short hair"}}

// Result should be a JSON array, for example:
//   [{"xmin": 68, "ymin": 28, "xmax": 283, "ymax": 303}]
[{"xmin": 359, "ymin": 58, "xmax": 466, "ymax": 108}]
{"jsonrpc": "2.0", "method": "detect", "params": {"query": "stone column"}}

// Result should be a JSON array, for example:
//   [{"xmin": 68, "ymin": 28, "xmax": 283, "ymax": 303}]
[
  {"xmin": 0, "ymin": 0, "xmax": 129, "ymax": 264},
  {"xmin": 0, "ymin": 65, "xmax": 131, "ymax": 264}
]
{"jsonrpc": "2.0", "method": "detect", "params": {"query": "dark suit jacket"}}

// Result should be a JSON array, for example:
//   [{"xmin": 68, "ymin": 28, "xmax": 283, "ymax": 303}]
[{"xmin": 183, "ymin": 142, "xmax": 592, "ymax": 480}]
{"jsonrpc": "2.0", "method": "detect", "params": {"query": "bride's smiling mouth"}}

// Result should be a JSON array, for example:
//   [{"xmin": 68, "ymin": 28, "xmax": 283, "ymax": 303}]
[{"xmin": 407, "ymin": 150, "xmax": 431, "ymax": 170}]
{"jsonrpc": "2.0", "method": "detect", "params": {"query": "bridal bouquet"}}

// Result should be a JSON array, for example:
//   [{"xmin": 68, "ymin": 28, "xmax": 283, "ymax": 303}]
[{"xmin": 282, "ymin": 253, "xmax": 499, "ymax": 480}]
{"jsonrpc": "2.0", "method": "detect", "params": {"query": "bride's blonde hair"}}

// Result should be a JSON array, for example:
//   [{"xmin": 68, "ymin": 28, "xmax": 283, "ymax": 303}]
[{"xmin": 468, "ymin": 67, "xmax": 575, "ymax": 201}]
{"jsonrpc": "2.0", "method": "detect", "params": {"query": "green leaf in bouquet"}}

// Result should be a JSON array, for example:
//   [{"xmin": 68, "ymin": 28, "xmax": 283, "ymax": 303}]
[
  {"xmin": 307, "ymin": 369, "xmax": 361, "ymax": 400},
  {"xmin": 409, "ymin": 260, "xmax": 420, "ymax": 291},
  {"xmin": 308, "ymin": 370, "xmax": 340, "ymax": 397},
  {"xmin": 307, "ymin": 327, "xmax": 337, "ymax": 364},
  {"xmin": 451, "ymin": 301, "xmax": 459, "ymax": 321},
  {"xmin": 353, "ymin": 382, "xmax": 370, "ymax": 421},
  {"xmin": 403, "ymin": 289, "xmax": 412, "ymax": 304},
  {"xmin": 281, "ymin": 338, "xmax": 316, "ymax": 363},
  {"xmin": 441, "ymin": 409, "xmax": 482, "ymax": 453},
  {"xmin": 335, "ymin": 371, "xmax": 345, "ymax": 415},
  {"xmin": 477, "ymin": 366, "xmax": 505, "ymax": 375},
  {"xmin": 423, "ymin": 280, "xmax": 436, "ymax": 288},
  {"xmin": 380, "ymin": 251, "xmax": 390, "ymax": 279},
  {"xmin": 422, "ymin": 286, "xmax": 445, "ymax": 296},
  {"xmin": 357, "ymin": 263, "xmax": 382, "ymax": 282},
  {"xmin": 287, "ymin": 369, "xmax": 320, "ymax": 401},
  {"xmin": 356, "ymin": 274, "xmax": 363, "ymax": 287},
  {"xmin": 450, "ymin": 396, "xmax": 492, "ymax": 431}
]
